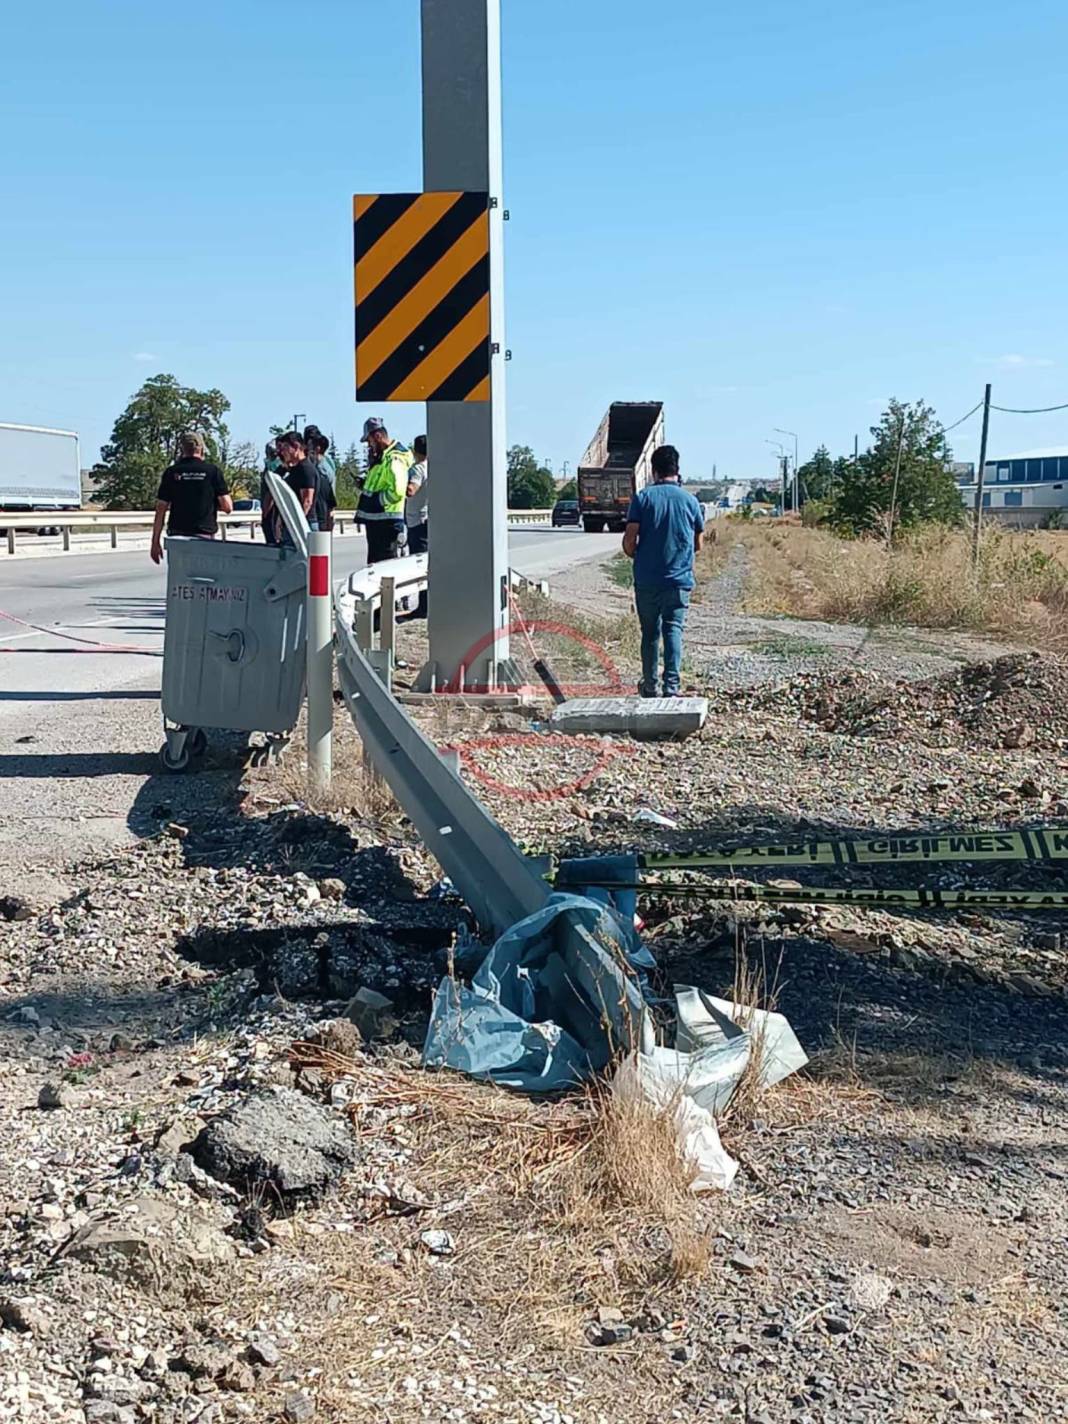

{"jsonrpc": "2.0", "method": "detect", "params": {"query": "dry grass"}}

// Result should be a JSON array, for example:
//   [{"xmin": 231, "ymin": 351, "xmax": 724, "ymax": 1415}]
[
  {"xmin": 289, "ymin": 1039, "xmax": 714, "ymax": 1342},
  {"xmin": 266, "ymin": 704, "xmax": 400, "ymax": 821},
  {"xmin": 717, "ymin": 521, "xmax": 1068, "ymax": 651}
]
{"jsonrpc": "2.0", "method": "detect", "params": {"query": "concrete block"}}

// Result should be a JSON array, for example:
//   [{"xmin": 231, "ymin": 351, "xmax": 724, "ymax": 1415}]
[{"xmin": 549, "ymin": 697, "xmax": 707, "ymax": 738}]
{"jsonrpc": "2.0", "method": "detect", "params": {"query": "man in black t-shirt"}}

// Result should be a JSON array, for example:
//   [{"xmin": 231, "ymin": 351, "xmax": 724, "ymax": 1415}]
[
  {"xmin": 150, "ymin": 433, "xmax": 232, "ymax": 564},
  {"xmin": 273, "ymin": 431, "xmax": 320, "ymax": 544}
]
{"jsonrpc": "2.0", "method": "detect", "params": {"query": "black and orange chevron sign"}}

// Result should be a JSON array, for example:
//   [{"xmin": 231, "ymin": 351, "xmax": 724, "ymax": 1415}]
[{"xmin": 353, "ymin": 191, "xmax": 491, "ymax": 403}]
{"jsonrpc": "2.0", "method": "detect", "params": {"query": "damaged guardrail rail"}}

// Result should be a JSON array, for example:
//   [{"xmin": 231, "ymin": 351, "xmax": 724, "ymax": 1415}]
[{"xmin": 333, "ymin": 600, "xmax": 808, "ymax": 1189}]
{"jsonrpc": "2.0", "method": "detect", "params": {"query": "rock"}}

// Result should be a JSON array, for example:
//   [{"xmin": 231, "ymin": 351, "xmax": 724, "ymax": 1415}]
[
  {"xmin": 165, "ymin": 823, "xmax": 190, "ymax": 840},
  {"xmin": 1031, "ymin": 931, "xmax": 1062, "ymax": 952},
  {"xmin": 671, "ymin": 1343, "xmax": 696, "ymax": 1363},
  {"xmin": 220, "ymin": 1360, "xmax": 256, "ymax": 1393},
  {"xmin": 84, "ymin": 1404, "xmax": 137, "ymax": 1424},
  {"xmin": 85, "ymin": 1374, "xmax": 149, "ymax": 1406},
  {"xmin": 1018, "ymin": 777, "xmax": 1042, "ymax": 798},
  {"xmin": 38, "ymin": 1079, "xmax": 76, "ymax": 1110},
  {"xmin": 588, "ymin": 1322, "xmax": 633, "ymax": 1346},
  {"xmin": 419, "ymin": 1228, "xmax": 454, "ymax": 1256},
  {"xmin": 0, "ymin": 895, "xmax": 33, "ymax": 922},
  {"xmin": 596, "ymin": 1306, "xmax": 625, "ymax": 1325},
  {"xmin": 188, "ymin": 1086, "xmax": 358, "ymax": 1199},
  {"xmin": 62, "ymin": 1197, "xmax": 235, "ymax": 1284},
  {"xmin": 247, "ymin": 1333, "xmax": 280, "ymax": 1368},
  {"xmin": 8, "ymin": 1004, "xmax": 40, "ymax": 1027},
  {"xmin": 308, "ymin": 1018, "xmax": 362, "ymax": 1060},
  {"xmin": 345, "ymin": 986, "xmax": 396, "ymax": 1043},
  {"xmin": 109, "ymin": 1032, "xmax": 135, "ymax": 1053},
  {"xmin": 155, "ymin": 1119, "xmax": 195, "ymax": 1158},
  {"xmin": 0, "ymin": 1296, "xmax": 50, "ymax": 1336},
  {"xmin": 284, "ymin": 1390, "xmax": 317, "ymax": 1422},
  {"xmin": 176, "ymin": 1341, "xmax": 232, "ymax": 1380},
  {"xmin": 728, "ymin": 1251, "xmax": 760, "ymax": 1274},
  {"xmin": 318, "ymin": 878, "xmax": 346, "ymax": 901},
  {"xmin": 822, "ymin": 1313, "xmax": 850, "ymax": 1335},
  {"xmin": 1003, "ymin": 722, "xmax": 1035, "ymax": 749}
]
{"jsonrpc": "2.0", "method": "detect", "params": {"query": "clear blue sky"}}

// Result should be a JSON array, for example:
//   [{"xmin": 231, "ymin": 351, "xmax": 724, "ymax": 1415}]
[{"xmin": 3, "ymin": 0, "xmax": 1067, "ymax": 482}]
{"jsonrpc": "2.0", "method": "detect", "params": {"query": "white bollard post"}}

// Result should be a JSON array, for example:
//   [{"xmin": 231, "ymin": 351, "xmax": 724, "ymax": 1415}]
[{"xmin": 306, "ymin": 529, "xmax": 333, "ymax": 795}]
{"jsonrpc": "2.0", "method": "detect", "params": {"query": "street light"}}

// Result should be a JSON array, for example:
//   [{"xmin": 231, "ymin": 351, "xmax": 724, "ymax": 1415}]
[
  {"xmin": 292, "ymin": 413, "xmax": 306, "ymax": 433},
  {"xmin": 774, "ymin": 427, "xmax": 799, "ymax": 511}
]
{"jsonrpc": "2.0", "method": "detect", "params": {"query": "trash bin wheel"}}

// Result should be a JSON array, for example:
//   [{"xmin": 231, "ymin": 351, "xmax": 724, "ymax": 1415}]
[
  {"xmin": 188, "ymin": 728, "xmax": 208, "ymax": 757},
  {"xmin": 160, "ymin": 742, "xmax": 191, "ymax": 773}
]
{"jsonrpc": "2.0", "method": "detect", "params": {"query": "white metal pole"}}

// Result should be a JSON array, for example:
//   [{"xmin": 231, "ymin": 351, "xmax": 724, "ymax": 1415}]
[{"xmin": 306, "ymin": 529, "xmax": 333, "ymax": 793}]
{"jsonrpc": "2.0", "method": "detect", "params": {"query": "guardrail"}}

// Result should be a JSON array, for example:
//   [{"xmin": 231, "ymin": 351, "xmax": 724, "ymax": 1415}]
[
  {"xmin": 1, "ymin": 507, "xmax": 555, "ymax": 554},
  {"xmin": 336, "ymin": 558, "xmax": 549, "ymax": 689}
]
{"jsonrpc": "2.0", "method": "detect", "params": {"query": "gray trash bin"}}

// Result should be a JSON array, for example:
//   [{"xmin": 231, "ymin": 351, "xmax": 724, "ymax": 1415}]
[{"xmin": 159, "ymin": 537, "xmax": 307, "ymax": 771}]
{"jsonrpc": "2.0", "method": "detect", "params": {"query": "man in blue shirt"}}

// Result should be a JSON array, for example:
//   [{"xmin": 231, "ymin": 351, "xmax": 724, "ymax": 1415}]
[{"xmin": 622, "ymin": 445, "xmax": 704, "ymax": 697}]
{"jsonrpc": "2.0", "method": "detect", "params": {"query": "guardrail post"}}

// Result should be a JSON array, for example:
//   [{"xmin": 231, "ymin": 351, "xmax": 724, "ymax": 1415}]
[
  {"xmin": 62, "ymin": 526, "xmax": 70, "ymax": 552},
  {"xmin": 110, "ymin": 525, "xmax": 118, "ymax": 549},
  {"xmin": 354, "ymin": 601, "xmax": 374, "ymax": 651},
  {"xmin": 6, "ymin": 529, "xmax": 14, "ymax": 556},
  {"xmin": 220, "ymin": 523, "xmax": 228, "ymax": 542},
  {"xmin": 307, "ymin": 530, "xmax": 333, "ymax": 795},
  {"xmin": 380, "ymin": 576, "xmax": 397, "ymax": 662}
]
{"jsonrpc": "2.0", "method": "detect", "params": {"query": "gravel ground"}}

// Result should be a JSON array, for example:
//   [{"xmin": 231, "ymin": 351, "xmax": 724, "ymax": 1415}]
[{"xmin": 1, "ymin": 549, "xmax": 1066, "ymax": 1423}]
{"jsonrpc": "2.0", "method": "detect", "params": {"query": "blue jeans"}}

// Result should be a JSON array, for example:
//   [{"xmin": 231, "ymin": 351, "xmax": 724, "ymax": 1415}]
[{"xmin": 635, "ymin": 585, "xmax": 689, "ymax": 696}]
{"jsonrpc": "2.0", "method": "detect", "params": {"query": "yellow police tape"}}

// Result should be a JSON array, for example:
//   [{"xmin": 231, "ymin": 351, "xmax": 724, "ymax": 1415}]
[
  {"xmin": 577, "ymin": 882, "xmax": 1068, "ymax": 911},
  {"xmin": 640, "ymin": 826, "xmax": 1068, "ymax": 870}
]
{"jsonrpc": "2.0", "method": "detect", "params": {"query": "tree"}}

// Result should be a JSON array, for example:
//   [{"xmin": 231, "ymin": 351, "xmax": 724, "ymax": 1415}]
[
  {"xmin": 93, "ymin": 374, "xmax": 231, "ymax": 509},
  {"xmin": 335, "ymin": 441, "xmax": 366, "ymax": 509},
  {"xmin": 797, "ymin": 445, "xmax": 836, "ymax": 502},
  {"xmin": 832, "ymin": 399, "xmax": 964, "ymax": 538},
  {"xmin": 219, "ymin": 439, "xmax": 260, "ymax": 498},
  {"xmin": 507, "ymin": 445, "xmax": 556, "ymax": 509},
  {"xmin": 557, "ymin": 479, "xmax": 578, "ymax": 500},
  {"xmin": 749, "ymin": 485, "xmax": 776, "ymax": 505}
]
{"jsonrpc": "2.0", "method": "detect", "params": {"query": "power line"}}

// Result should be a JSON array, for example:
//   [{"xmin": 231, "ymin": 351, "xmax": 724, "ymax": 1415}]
[
  {"xmin": 990, "ymin": 400, "xmax": 1068, "ymax": 414},
  {"xmin": 938, "ymin": 400, "xmax": 984, "ymax": 433}
]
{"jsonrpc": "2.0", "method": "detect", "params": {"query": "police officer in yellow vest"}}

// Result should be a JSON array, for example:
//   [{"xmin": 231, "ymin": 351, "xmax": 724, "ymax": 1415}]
[{"xmin": 358, "ymin": 417, "xmax": 413, "ymax": 564}]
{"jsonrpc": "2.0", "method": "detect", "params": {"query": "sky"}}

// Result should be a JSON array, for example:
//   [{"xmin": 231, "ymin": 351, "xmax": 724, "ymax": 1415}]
[{"xmin": 3, "ymin": 0, "xmax": 1068, "ymax": 482}]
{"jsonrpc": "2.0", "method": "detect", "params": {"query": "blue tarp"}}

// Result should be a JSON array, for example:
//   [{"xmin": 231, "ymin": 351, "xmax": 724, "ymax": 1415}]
[{"xmin": 423, "ymin": 890, "xmax": 651, "ymax": 1092}]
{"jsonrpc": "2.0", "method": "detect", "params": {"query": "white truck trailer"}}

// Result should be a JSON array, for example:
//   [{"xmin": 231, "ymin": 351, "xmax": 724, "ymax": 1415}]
[{"xmin": 0, "ymin": 422, "xmax": 82, "ymax": 518}]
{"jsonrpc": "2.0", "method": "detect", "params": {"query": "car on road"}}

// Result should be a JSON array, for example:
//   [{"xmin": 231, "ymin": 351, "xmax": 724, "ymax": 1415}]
[
  {"xmin": 232, "ymin": 498, "xmax": 261, "ymax": 513},
  {"xmin": 551, "ymin": 499, "xmax": 580, "ymax": 528}
]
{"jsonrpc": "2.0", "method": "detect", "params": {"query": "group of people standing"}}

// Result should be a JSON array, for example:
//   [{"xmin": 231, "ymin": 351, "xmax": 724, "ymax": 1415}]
[
  {"xmin": 263, "ymin": 417, "xmax": 427, "ymax": 565},
  {"xmin": 150, "ymin": 417, "xmax": 428, "ymax": 569}
]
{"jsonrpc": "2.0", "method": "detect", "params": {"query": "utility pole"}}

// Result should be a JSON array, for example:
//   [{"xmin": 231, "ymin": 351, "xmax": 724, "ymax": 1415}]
[
  {"xmin": 971, "ymin": 383, "xmax": 992, "ymax": 565},
  {"xmin": 292, "ymin": 413, "xmax": 306, "ymax": 434},
  {"xmin": 775, "ymin": 428, "xmax": 799, "ymax": 511},
  {"xmin": 853, "ymin": 434, "xmax": 859, "ymax": 464},
  {"xmin": 419, "ymin": 0, "xmax": 510, "ymax": 691}
]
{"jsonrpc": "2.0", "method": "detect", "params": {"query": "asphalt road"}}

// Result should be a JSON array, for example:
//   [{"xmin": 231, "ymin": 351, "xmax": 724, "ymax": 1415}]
[{"xmin": 0, "ymin": 526, "xmax": 616, "ymax": 719}]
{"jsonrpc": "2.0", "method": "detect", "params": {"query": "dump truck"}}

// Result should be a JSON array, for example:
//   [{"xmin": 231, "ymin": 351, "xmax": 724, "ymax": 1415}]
[
  {"xmin": 0, "ymin": 423, "xmax": 82, "ymax": 514},
  {"xmin": 576, "ymin": 401, "xmax": 665, "ymax": 532}
]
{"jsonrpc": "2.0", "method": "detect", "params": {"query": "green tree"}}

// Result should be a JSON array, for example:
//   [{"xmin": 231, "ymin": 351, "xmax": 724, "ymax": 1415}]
[
  {"xmin": 833, "ymin": 399, "xmax": 964, "ymax": 538},
  {"xmin": 93, "ymin": 374, "xmax": 231, "ymax": 509},
  {"xmin": 557, "ymin": 478, "xmax": 578, "ymax": 500},
  {"xmin": 219, "ymin": 438, "xmax": 260, "ymax": 499},
  {"xmin": 749, "ymin": 485, "xmax": 776, "ymax": 505},
  {"xmin": 797, "ymin": 445, "xmax": 837, "ymax": 502},
  {"xmin": 335, "ymin": 441, "xmax": 366, "ymax": 509},
  {"xmin": 507, "ymin": 445, "xmax": 556, "ymax": 509}
]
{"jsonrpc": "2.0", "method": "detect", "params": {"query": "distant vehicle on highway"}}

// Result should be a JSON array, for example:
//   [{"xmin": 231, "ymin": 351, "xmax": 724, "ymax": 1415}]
[
  {"xmin": 551, "ymin": 498, "xmax": 580, "ymax": 527},
  {"xmin": 0, "ymin": 422, "xmax": 82, "ymax": 536},
  {"xmin": 232, "ymin": 497, "xmax": 262, "ymax": 513}
]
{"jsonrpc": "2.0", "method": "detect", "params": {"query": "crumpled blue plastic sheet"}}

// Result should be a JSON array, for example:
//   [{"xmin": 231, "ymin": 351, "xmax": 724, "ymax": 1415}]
[{"xmin": 423, "ymin": 892, "xmax": 652, "ymax": 1092}]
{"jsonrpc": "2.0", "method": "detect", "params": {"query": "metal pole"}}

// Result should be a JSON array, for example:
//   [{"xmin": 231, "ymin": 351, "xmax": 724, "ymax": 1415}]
[
  {"xmin": 307, "ymin": 529, "xmax": 333, "ymax": 794},
  {"xmin": 971, "ymin": 383, "xmax": 992, "ymax": 565},
  {"xmin": 419, "ymin": 0, "xmax": 509, "ymax": 692}
]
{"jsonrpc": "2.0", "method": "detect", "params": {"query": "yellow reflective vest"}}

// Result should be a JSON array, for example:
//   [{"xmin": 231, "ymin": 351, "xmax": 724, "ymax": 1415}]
[{"xmin": 357, "ymin": 441, "xmax": 412, "ymax": 520}]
